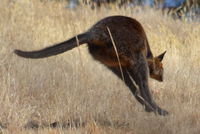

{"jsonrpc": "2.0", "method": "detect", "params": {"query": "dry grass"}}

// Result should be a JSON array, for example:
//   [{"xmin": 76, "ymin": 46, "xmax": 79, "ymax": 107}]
[{"xmin": 0, "ymin": 0, "xmax": 200, "ymax": 134}]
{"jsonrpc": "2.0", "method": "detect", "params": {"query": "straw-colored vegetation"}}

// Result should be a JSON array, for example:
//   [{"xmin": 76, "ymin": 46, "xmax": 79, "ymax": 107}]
[{"xmin": 0, "ymin": 0, "xmax": 200, "ymax": 134}]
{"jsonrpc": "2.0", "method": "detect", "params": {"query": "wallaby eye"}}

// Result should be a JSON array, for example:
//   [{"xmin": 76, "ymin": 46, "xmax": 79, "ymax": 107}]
[{"xmin": 148, "ymin": 63, "xmax": 154, "ymax": 74}]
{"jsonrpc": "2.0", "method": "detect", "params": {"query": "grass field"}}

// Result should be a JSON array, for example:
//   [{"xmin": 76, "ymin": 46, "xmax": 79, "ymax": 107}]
[{"xmin": 0, "ymin": 0, "xmax": 200, "ymax": 134}]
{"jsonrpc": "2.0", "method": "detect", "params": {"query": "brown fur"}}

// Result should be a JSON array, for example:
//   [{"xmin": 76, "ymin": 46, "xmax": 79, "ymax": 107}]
[{"xmin": 14, "ymin": 16, "xmax": 168, "ymax": 116}]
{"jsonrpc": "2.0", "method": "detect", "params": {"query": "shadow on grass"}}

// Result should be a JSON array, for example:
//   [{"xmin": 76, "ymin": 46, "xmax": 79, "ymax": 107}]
[{"xmin": 23, "ymin": 118, "xmax": 129, "ymax": 130}]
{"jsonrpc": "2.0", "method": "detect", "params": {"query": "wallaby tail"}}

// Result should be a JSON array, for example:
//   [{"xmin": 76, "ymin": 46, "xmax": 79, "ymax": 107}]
[{"xmin": 14, "ymin": 32, "xmax": 90, "ymax": 59}]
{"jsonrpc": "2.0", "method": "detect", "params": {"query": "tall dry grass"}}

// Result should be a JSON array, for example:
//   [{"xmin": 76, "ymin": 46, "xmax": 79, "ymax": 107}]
[{"xmin": 0, "ymin": 0, "xmax": 200, "ymax": 134}]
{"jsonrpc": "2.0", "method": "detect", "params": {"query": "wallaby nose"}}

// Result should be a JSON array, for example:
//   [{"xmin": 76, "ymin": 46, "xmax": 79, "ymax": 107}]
[{"xmin": 159, "ymin": 76, "xmax": 163, "ymax": 82}]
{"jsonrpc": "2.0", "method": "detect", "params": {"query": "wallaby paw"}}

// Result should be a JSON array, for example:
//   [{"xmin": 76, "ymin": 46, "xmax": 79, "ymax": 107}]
[
  {"xmin": 144, "ymin": 105, "xmax": 169, "ymax": 116},
  {"xmin": 156, "ymin": 108, "xmax": 169, "ymax": 116}
]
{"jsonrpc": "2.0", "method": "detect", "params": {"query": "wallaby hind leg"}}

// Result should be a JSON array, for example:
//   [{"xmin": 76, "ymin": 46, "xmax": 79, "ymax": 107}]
[
  {"xmin": 127, "ymin": 53, "xmax": 168, "ymax": 116},
  {"xmin": 107, "ymin": 66, "xmax": 155, "ymax": 113}
]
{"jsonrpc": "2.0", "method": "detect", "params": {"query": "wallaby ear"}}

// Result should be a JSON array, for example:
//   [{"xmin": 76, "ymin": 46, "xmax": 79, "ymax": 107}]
[{"xmin": 157, "ymin": 51, "xmax": 166, "ymax": 62}]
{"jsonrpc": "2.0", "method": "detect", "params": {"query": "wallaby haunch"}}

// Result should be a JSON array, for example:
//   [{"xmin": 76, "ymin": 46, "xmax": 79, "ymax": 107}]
[{"xmin": 14, "ymin": 16, "xmax": 168, "ymax": 116}]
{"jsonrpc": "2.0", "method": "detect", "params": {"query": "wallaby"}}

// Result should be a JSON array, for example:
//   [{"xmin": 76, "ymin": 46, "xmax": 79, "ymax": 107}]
[{"xmin": 14, "ymin": 16, "xmax": 168, "ymax": 116}]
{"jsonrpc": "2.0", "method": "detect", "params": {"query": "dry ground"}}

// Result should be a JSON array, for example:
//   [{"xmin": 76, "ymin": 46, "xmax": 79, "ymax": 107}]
[{"xmin": 0, "ymin": 0, "xmax": 200, "ymax": 134}]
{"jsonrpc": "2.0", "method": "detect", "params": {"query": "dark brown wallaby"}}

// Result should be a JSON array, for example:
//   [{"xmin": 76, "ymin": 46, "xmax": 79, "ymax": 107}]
[{"xmin": 14, "ymin": 16, "xmax": 168, "ymax": 116}]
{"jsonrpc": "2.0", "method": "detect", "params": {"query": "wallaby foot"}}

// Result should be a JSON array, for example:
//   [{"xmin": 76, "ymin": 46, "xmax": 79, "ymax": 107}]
[{"xmin": 145, "ymin": 103, "xmax": 169, "ymax": 116}]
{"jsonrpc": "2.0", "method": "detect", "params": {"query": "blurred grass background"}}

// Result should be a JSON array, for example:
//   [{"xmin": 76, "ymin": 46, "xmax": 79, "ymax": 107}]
[{"xmin": 0, "ymin": 0, "xmax": 200, "ymax": 133}]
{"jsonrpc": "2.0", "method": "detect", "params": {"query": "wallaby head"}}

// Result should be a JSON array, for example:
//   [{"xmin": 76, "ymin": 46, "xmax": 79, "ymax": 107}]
[{"xmin": 148, "ymin": 51, "xmax": 166, "ymax": 82}]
